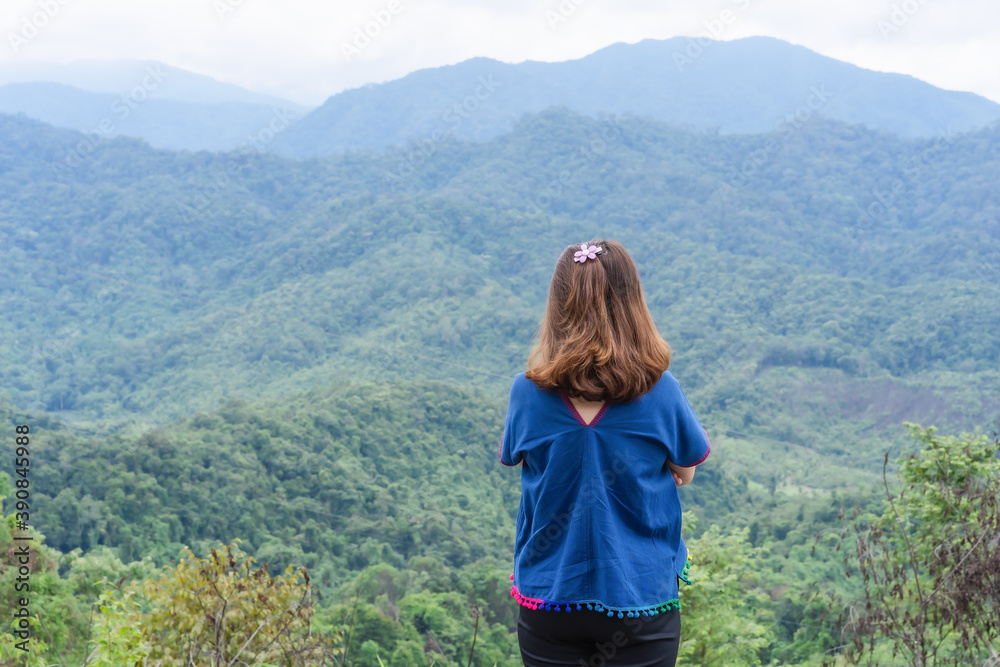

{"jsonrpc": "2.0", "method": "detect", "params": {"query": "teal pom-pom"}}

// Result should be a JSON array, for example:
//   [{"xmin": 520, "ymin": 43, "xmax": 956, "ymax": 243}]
[
  {"xmin": 607, "ymin": 611, "xmax": 613, "ymax": 617},
  {"xmin": 587, "ymin": 604, "xmax": 593, "ymax": 610},
  {"xmin": 617, "ymin": 611, "xmax": 624, "ymax": 618}
]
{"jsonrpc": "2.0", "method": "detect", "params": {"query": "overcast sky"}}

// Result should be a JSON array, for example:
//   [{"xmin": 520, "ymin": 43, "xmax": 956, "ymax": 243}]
[{"xmin": 2, "ymin": 0, "xmax": 998, "ymax": 107}]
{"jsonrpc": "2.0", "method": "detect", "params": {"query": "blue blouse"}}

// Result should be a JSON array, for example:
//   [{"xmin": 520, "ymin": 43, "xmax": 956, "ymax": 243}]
[{"xmin": 499, "ymin": 370, "xmax": 711, "ymax": 617}]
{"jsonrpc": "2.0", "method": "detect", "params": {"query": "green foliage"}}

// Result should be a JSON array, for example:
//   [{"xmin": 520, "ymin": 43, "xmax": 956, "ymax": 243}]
[
  {"xmin": 84, "ymin": 587, "xmax": 150, "ymax": 667},
  {"xmin": 0, "ymin": 503, "xmax": 96, "ymax": 667},
  {"xmin": 0, "ymin": 614, "xmax": 57, "ymax": 667},
  {"xmin": 0, "ymin": 104, "xmax": 997, "ymax": 666},
  {"xmin": 832, "ymin": 424, "xmax": 1000, "ymax": 666},
  {"xmin": 106, "ymin": 539, "xmax": 341, "ymax": 666},
  {"xmin": 1, "ymin": 110, "xmax": 997, "ymax": 461},
  {"xmin": 16, "ymin": 380, "xmax": 519, "ymax": 577},
  {"xmin": 679, "ymin": 512, "xmax": 772, "ymax": 666},
  {"xmin": 5, "ymin": 375, "xmax": 983, "ymax": 666},
  {"xmin": 320, "ymin": 561, "xmax": 518, "ymax": 667}
]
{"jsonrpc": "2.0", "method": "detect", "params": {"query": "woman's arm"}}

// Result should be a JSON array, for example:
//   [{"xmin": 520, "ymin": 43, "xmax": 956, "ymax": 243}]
[{"xmin": 667, "ymin": 461, "xmax": 696, "ymax": 487}]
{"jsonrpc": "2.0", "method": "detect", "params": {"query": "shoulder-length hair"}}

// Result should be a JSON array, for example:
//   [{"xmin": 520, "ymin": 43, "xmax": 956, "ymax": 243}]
[{"xmin": 525, "ymin": 239, "xmax": 671, "ymax": 403}]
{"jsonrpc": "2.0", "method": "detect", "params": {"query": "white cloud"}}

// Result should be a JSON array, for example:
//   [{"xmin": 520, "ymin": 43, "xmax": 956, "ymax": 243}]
[{"xmin": 1, "ymin": 0, "xmax": 997, "ymax": 106}]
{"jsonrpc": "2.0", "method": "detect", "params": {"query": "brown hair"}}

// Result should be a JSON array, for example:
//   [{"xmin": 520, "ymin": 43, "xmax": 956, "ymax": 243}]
[{"xmin": 525, "ymin": 239, "xmax": 671, "ymax": 403}]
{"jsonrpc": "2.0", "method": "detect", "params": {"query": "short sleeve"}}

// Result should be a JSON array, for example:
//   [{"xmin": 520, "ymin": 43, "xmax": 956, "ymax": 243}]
[
  {"xmin": 664, "ymin": 373, "xmax": 712, "ymax": 468},
  {"xmin": 499, "ymin": 377, "xmax": 521, "ymax": 467}
]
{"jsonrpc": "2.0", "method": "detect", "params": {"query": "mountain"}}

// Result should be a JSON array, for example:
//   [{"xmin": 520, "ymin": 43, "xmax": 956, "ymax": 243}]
[
  {"xmin": 0, "ymin": 59, "xmax": 311, "ymax": 151},
  {"xmin": 0, "ymin": 81, "xmax": 302, "ymax": 152},
  {"xmin": 1, "ymin": 109, "xmax": 997, "ymax": 471},
  {"xmin": 269, "ymin": 36, "xmax": 1000, "ymax": 157},
  {"xmin": 2, "ymin": 98, "xmax": 998, "ymax": 665},
  {"xmin": 0, "ymin": 59, "xmax": 309, "ymax": 110}
]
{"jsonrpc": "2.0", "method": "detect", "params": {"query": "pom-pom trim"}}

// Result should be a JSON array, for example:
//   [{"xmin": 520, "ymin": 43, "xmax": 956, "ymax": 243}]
[
  {"xmin": 511, "ymin": 585, "xmax": 681, "ymax": 615},
  {"xmin": 509, "ymin": 557, "xmax": 693, "ymax": 614}
]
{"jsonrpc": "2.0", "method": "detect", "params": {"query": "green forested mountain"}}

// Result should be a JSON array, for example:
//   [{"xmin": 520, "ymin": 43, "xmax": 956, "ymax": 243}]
[
  {"xmin": 1, "ymin": 109, "xmax": 997, "ymax": 458},
  {"xmin": 0, "ymin": 104, "xmax": 998, "ymax": 665},
  {"xmin": 269, "ymin": 36, "xmax": 1000, "ymax": 157}
]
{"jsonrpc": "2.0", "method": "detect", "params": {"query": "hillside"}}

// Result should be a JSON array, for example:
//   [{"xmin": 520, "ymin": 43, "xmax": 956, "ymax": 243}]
[
  {"xmin": 269, "ymin": 35, "xmax": 1000, "ymax": 157},
  {"xmin": 1, "ymin": 95, "xmax": 998, "ymax": 664},
  {"xmin": 1, "ymin": 376, "xmax": 752, "ymax": 573},
  {"xmin": 1, "ymin": 108, "xmax": 997, "ymax": 493},
  {"xmin": 0, "ymin": 376, "xmax": 876, "ymax": 665}
]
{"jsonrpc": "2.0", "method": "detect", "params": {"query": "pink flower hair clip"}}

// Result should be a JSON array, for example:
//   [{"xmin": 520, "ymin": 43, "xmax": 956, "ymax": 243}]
[{"xmin": 573, "ymin": 243, "xmax": 604, "ymax": 263}]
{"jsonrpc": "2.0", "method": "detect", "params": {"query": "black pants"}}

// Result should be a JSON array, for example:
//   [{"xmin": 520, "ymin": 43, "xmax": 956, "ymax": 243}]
[{"xmin": 517, "ymin": 606, "xmax": 681, "ymax": 667}]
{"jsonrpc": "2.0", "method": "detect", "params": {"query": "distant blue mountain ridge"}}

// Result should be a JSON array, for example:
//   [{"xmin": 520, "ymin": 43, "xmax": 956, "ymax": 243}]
[
  {"xmin": 0, "ymin": 81, "xmax": 301, "ymax": 152},
  {"xmin": 1, "ymin": 37, "xmax": 997, "ymax": 155},
  {"xmin": 268, "ymin": 35, "xmax": 1000, "ymax": 157}
]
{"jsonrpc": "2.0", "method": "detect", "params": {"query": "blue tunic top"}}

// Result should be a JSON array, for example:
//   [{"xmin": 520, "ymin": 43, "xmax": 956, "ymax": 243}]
[{"xmin": 499, "ymin": 370, "xmax": 711, "ymax": 616}]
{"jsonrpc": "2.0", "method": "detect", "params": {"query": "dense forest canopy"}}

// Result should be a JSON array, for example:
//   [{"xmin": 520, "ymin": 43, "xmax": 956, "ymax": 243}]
[
  {"xmin": 0, "ymin": 101, "xmax": 998, "ymax": 665},
  {"xmin": 1, "ymin": 109, "xmax": 997, "ymax": 451}
]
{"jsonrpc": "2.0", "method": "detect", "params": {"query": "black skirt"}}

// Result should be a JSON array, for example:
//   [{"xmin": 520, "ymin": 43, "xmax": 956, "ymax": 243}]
[{"xmin": 516, "ymin": 605, "xmax": 681, "ymax": 667}]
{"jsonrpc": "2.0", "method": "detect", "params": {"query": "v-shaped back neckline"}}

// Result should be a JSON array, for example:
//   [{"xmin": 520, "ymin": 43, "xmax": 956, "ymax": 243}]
[{"xmin": 560, "ymin": 394, "xmax": 611, "ymax": 427}]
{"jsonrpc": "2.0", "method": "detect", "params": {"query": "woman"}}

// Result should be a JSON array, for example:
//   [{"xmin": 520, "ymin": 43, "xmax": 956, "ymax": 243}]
[{"xmin": 499, "ymin": 240, "xmax": 711, "ymax": 666}]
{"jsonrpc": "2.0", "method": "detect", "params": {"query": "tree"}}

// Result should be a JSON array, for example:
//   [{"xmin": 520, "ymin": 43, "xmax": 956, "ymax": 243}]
[
  {"xmin": 677, "ymin": 512, "xmax": 773, "ymax": 666},
  {"xmin": 96, "ymin": 539, "xmax": 343, "ymax": 666},
  {"xmin": 832, "ymin": 423, "xmax": 1000, "ymax": 666}
]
